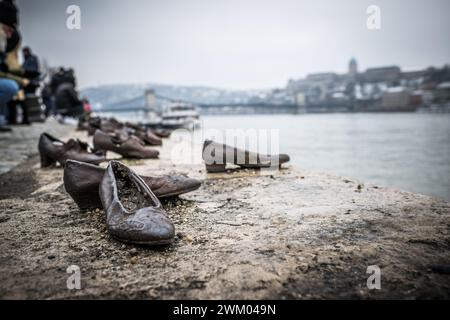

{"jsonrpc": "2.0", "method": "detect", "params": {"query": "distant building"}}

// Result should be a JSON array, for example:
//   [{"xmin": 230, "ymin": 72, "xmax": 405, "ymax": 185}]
[
  {"xmin": 381, "ymin": 87, "xmax": 413, "ymax": 110},
  {"xmin": 306, "ymin": 72, "xmax": 338, "ymax": 83},
  {"xmin": 284, "ymin": 58, "xmax": 449, "ymax": 112},
  {"xmin": 296, "ymin": 92, "xmax": 306, "ymax": 106},
  {"xmin": 402, "ymin": 69, "xmax": 427, "ymax": 80},
  {"xmin": 363, "ymin": 66, "xmax": 401, "ymax": 83},
  {"xmin": 435, "ymin": 82, "xmax": 450, "ymax": 103}
]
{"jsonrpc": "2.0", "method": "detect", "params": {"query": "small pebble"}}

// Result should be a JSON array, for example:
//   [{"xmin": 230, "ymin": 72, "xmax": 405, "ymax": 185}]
[{"xmin": 130, "ymin": 256, "xmax": 138, "ymax": 264}]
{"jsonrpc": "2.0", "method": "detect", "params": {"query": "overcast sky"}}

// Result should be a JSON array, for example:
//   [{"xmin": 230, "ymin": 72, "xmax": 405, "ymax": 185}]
[{"xmin": 16, "ymin": 0, "xmax": 450, "ymax": 90}]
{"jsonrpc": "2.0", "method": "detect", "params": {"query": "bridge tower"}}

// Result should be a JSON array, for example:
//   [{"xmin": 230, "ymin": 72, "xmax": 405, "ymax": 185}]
[
  {"xmin": 145, "ymin": 89, "xmax": 156, "ymax": 110},
  {"xmin": 144, "ymin": 89, "xmax": 160, "ymax": 125}
]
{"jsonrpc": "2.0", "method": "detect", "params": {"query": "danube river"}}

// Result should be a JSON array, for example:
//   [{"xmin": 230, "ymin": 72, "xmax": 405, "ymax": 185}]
[{"xmin": 201, "ymin": 113, "xmax": 450, "ymax": 201}]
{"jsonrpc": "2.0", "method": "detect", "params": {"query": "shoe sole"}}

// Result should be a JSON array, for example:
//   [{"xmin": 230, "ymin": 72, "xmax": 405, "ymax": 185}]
[
  {"xmin": 111, "ymin": 236, "xmax": 174, "ymax": 246},
  {"xmin": 157, "ymin": 184, "xmax": 201, "ymax": 198}
]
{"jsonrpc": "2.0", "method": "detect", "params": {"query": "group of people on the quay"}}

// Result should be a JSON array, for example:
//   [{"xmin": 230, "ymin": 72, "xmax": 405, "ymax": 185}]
[{"xmin": 0, "ymin": 0, "xmax": 87, "ymax": 132}]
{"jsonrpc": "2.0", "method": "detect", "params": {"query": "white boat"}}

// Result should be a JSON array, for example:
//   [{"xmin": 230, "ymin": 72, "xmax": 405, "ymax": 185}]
[{"xmin": 161, "ymin": 102, "xmax": 200, "ymax": 128}]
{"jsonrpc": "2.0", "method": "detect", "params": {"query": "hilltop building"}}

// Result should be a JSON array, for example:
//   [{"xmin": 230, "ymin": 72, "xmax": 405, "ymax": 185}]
[{"xmin": 284, "ymin": 58, "xmax": 450, "ymax": 112}]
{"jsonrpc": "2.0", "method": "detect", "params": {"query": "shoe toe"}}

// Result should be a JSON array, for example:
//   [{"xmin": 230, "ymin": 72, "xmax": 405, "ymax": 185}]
[
  {"xmin": 278, "ymin": 154, "xmax": 290, "ymax": 165},
  {"xmin": 144, "ymin": 149, "xmax": 159, "ymax": 159},
  {"xmin": 114, "ymin": 209, "xmax": 175, "ymax": 245},
  {"xmin": 184, "ymin": 178, "xmax": 202, "ymax": 191},
  {"xmin": 140, "ymin": 212, "xmax": 174, "ymax": 244},
  {"xmin": 172, "ymin": 176, "xmax": 202, "ymax": 194},
  {"xmin": 92, "ymin": 155, "xmax": 106, "ymax": 164}
]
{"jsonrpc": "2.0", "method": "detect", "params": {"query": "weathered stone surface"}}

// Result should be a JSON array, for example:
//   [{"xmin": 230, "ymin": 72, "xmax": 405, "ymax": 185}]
[
  {"xmin": 0, "ymin": 118, "xmax": 70, "ymax": 174},
  {"xmin": 0, "ymin": 124, "xmax": 449, "ymax": 299}
]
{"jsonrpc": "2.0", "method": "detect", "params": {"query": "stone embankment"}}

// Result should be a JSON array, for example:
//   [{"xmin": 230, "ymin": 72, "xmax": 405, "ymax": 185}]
[{"xmin": 0, "ymin": 121, "xmax": 449, "ymax": 299}]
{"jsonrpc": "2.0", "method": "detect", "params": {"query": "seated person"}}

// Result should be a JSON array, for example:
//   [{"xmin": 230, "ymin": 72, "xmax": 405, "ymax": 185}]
[
  {"xmin": 0, "ymin": 0, "xmax": 25, "ymax": 131},
  {"xmin": 54, "ymin": 82, "xmax": 83, "ymax": 118},
  {"xmin": 21, "ymin": 46, "xmax": 40, "ymax": 94},
  {"xmin": 22, "ymin": 46, "xmax": 39, "ymax": 73}
]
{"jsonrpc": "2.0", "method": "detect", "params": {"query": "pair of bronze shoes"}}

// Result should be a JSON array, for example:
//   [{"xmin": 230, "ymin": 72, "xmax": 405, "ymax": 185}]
[
  {"xmin": 38, "ymin": 133, "xmax": 106, "ymax": 167},
  {"xmin": 124, "ymin": 122, "xmax": 165, "ymax": 146},
  {"xmin": 64, "ymin": 160, "xmax": 201, "ymax": 246},
  {"xmin": 93, "ymin": 130, "xmax": 160, "ymax": 159},
  {"xmin": 202, "ymin": 140, "xmax": 290, "ymax": 172},
  {"xmin": 87, "ymin": 117, "xmax": 163, "ymax": 146}
]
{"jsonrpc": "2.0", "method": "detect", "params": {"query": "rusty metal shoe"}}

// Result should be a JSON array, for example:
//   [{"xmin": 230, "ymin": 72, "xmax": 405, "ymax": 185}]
[
  {"xmin": 93, "ymin": 130, "xmax": 159, "ymax": 159},
  {"xmin": 38, "ymin": 133, "xmax": 106, "ymax": 168},
  {"xmin": 99, "ymin": 161, "xmax": 175, "ymax": 246},
  {"xmin": 202, "ymin": 140, "xmax": 290, "ymax": 173},
  {"xmin": 64, "ymin": 160, "xmax": 201, "ymax": 210}
]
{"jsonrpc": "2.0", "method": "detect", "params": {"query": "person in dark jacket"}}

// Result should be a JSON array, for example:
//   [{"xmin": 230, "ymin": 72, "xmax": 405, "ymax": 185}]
[
  {"xmin": 21, "ymin": 46, "xmax": 40, "ymax": 94},
  {"xmin": 50, "ymin": 67, "xmax": 66, "ymax": 93},
  {"xmin": 21, "ymin": 46, "xmax": 39, "ymax": 73},
  {"xmin": 54, "ymin": 82, "xmax": 83, "ymax": 118}
]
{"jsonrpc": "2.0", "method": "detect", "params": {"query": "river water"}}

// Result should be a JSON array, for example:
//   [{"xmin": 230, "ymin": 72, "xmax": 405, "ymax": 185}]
[{"xmin": 200, "ymin": 113, "xmax": 450, "ymax": 201}]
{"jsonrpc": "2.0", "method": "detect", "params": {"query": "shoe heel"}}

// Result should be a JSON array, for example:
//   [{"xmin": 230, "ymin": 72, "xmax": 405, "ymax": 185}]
[
  {"xmin": 205, "ymin": 163, "xmax": 226, "ymax": 173},
  {"xmin": 66, "ymin": 191, "xmax": 102, "ymax": 211},
  {"xmin": 40, "ymin": 153, "xmax": 56, "ymax": 168}
]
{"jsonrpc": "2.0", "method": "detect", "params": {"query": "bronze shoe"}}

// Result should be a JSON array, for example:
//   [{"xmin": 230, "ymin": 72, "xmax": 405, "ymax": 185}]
[
  {"xmin": 125, "ymin": 122, "xmax": 172, "ymax": 140},
  {"xmin": 101, "ymin": 126, "xmax": 146, "ymax": 146},
  {"xmin": 64, "ymin": 160, "xmax": 201, "ymax": 210},
  {"xmin": 132, "ymin": 129, "xmax": 162, "ymax": 146},
  {"xmin": 101, "ymin": 117, "xmax": 124, "ymax": 133},
  {"xmin": 111, "ymin": 127, "xmax": 133, "ymax": 142},
  {"xmin": 93, "ymin": 130, "xmax": 159, "ymax": 159},
  {"xmin": 152, "ymin": 129, "xmax": 172, "ymax": 138},
  {"xmin": 202, "ymin": 140, "xmax": 290, "ymax": 172},
  {"xmin": 99, "ymin": 161, "xmax": 175, "ymax": 245},
  {"xmin": 124, "ymin": 122, "xmax": 163, "ymax": 146},
  {"xmin": 124, "ymin": 122, "xmax": 145, "ymax": 132},
  {"xmin": 38, "ymin": 133, "xmax": 106, "ymax": 167},
  {"xmin": 87, "ymin": 117, "xmax": 102, "ymax": 136}
]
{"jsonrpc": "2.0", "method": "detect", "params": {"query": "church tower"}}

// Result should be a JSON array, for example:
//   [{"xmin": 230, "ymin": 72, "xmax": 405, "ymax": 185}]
[{"xmin": 349, "ymin": 57, "xmax": 358, "ymax": 78}]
